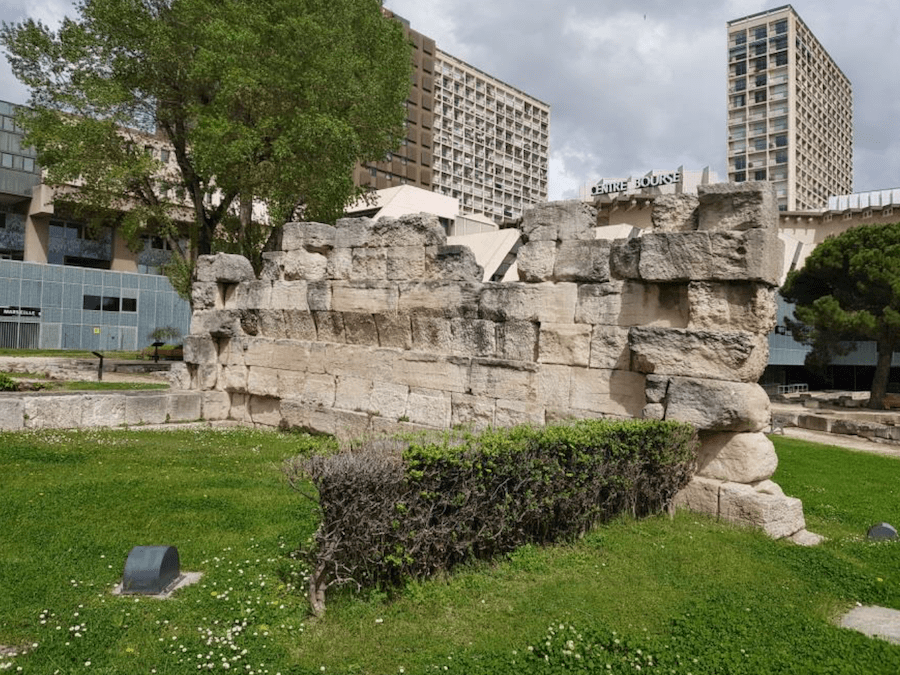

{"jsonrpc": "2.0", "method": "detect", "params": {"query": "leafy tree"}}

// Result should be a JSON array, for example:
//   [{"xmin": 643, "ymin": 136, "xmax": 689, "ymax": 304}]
[
  {"xmin": 1, "ymin": 0, "xmax": 411, "ymax": 296},
  {"xmin": 781, "ymin": 222, "xmax": 900, "ymax": 409}
]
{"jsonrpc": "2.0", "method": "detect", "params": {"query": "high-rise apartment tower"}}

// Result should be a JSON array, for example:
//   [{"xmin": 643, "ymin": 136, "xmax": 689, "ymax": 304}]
[{"xmin": 726, "ymin": 5, "xmax": 852, "ymax": 211}]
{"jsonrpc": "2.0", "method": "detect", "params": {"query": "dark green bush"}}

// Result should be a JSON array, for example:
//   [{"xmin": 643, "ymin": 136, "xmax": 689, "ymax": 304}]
[{"xmin": 284, "ymin": 419, "xmax": 698, "ymax": 615}]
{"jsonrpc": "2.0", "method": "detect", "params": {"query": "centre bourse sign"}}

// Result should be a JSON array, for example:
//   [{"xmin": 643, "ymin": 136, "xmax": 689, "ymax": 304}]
[{"xmin": 591, "ymin": 170, "xmax": 682, "ymax": 196}]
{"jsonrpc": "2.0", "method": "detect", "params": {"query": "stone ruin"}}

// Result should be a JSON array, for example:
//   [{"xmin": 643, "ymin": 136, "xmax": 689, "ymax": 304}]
[{"xmin": 181, "ymin": 181, "xmax": 817, "ymax": 543}]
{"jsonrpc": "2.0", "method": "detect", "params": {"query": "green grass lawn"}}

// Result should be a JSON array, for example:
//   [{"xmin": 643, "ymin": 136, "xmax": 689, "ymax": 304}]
[{"xmin": 0, "ymin": 429, "xmax": 898, "ymax": 674}]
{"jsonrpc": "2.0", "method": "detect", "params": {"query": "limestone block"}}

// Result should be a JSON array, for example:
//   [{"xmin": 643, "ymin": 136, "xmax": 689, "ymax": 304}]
[
  {"xmin": 469, "ymin": 358, "xmax": 539, "ymax": 399},
  {"xmin": 191, "ymin": 364, "xmax": 218, "ymax": 390},
  {"xmin": 334, "ymin": 217, "xmax": 376, "ymax": 248},
  {"xmin": 411, "ymin": 315, "xmax": 454, "ymax": 353},
  {"xmin": 321, "ymin": 344, "xmax": 396, "ymax": 382},
  {"xmin": 124, "ymin": 394, "xmax": 168, "ymax": 425},
  {"xmin": 651, "ymin": 194, "xmax": 699, "ymax": 232},
  {"xmin": 406, "ymin": 387, "xmax": 452, "ymax": 427},
  {"xmin": 218, "ymin": 365, "xmax": 248, "ymax": 392},
  {"xmin": 451, "ymin": 393, "xmax": 496, "ymax": 430},
  {"xmin": 496, "ymin": 320, "xmax": 539, "ymax": 361},
  {"xmin": 256, "ymin": 309, "xmax": 285, "ymax": 338},
  {"xmin": 517, "ymin": 240, "xmax": 557, "ymax": 282},
  {"xmin": 374, "ymin": 213, "xmax": 446, "ymax": 247},
  {"xmin": 789, "ymin": 529, "xmax": 826, "ymax": 546},
  {"xmin": 398, "ymin": 281, "xmax": 482, "ymax": 318},
  {"xmin": 350, "ymin": 247, "xmax": 387, "ymax": 280},
  {"xmin": 480, "ymin": 282, "xmax": 578, "ymax": 324},
  {"xmin": 450, "ymin": 318, "xmax": 496, "ymax": 357},
  {"xmin": 167, "ymin": 392, "xmax": 202, "ymax": 422},
  {"xmin": 343, "ymin": 313, "xmax": 380, "ymax": 346},
  {"xmin": 428, "ymin": 245, "xmax": 483, "ymax": 281},
  {"xmin": 536, "ymin": 364, "xmax": 572, "ymax": 409},
  {"xmin": 247, "ymin": 366, "xmax": 280, "ymax": 397},
  {"xmin": 277, "ymin": 369, "xmax": 307, "ymax": 399},
  {"xmin": 642, "ymin": 403, "xmax": 665, "ymax": 420},
  {"xmin": 282, "ymin": 309, "xmax": 318, "ymax": 341},
  {"xmin": 374, "ymin": 313, "xmax": 412, "ymax": 349},
  {"xmin": 302, "ymin": 373, "xmax": 336, "ymax": 407},
  {"xmin": 192, "ymin": 282, "xmax": 222, "ymax": 310},
  {"xmin": 280, "ymin": 222, "xmax": 336, "ymax": 252},
  {"xmin": 183, "ymin": 335, "xmax": 217, "ymax": 366},
  {"xmin": 664, "ymin": 377, "xmax": 770, "ymax": 432},
  {"xmin": 81, "ymin": 394, "xmax": 126, "ymax": 427},
  {"xmin": 672, "ymin": 476, "xmax": 721, "ymax": 516},
  {"xmin": 697, "ymin": 432, "xmax": 778, "ymax": 483},
  {"xmin": 167, "ymin": 362, "xmax": 192, "ymax": 390},
  {"xmin": 629, "ymin": 327, "xmax": 769, "ymax": 382},
  {"xmin": 282, "ymin": 249, "xmax": 327, "ymax": 282},
  {"xmin": 521, "ymin": 200, "xmax": 596, "ymax": 242},
  {"xmin": 335, "ymin": 376, "xmax": 373, "ymax": 413},
  {"xmin": 370, "ymin": 381, "xmax": 409, "ymax": 419},
  {"xmin": 495, "ymin": 399, "xmax": 545, "ymax": 428},
  {"xmin": 539, "ymin": 323, "xmax": 591, "ymax": 367},
  {"xmin": 244, "ymin": 338, "xmax": 319, "ymax": 372},
  {"xmin": 217, "ymin": 338, "xmax": 246, "ymax": 367},
  {"xmin": 202, "ymin": 391, "xmax": 231, "ymax": 420},
  {"xmin": 329, "ymin": 409, "xmax": 373, "ymax": 441},
  {"xmin": 191, "ymin": 309, "xmax": 242, "ymax": 338},
  {"xmin": 590, "ymin": 325, "xmax": 630, "ymax": 370},
  {"xmin": 569, "ymin": 368, "xmax": 645, "ymax": 418},
  {"xmin": 313, "ymin": 311, "xmax": 346, "ymax": 343},
  {"xmin": 386, "ymin": 246, "xmax": 426, "ymax": 280},
  {"xmin": 718, "ymin": 481, "xmax": 805, "ymax": 539},
  {"xmin": 554, "ymin": 240, "xmax": 611, "ymax": 282},
  {"xmin": 238, "ymin": 309, "xmax": 260, "ymax": 337},
  {"xmin": 307, "ymin": 281, "xmax": 332, "ymax": 311},
  {"xmin": 249, "ymin": 395, "xmax": 282, "ymax": 427},
  {"xmin": 697, "ymin": 182, "xmax": 777, "ymax": 232},
  {"xmin": 224, "ymin": 280, "xmax": 272, "ymax": 310},
  {"xmin": 393, "ymin": 352, "xmax": 470, "ymax": 392},
  {"xmin": 687, "ymin": 282, "xmax": 777, "ymax": 333},
  {"xmin": 638, "ymin": 230, "xmax": 784, "ymax": 285},
  {"xmin": 195, "ymin": 253, "xmax": 255, "ymax": 283},
  {"xmin": 332, "ymin": 281, "xmax": 399, "ymax": 313},
  {"xmin": 609, "ymin": 238, "xmax": 641, "ymax": 280},
  {"xmin": 576, "ymin": 281, "xmax": 688, "ymax": 328},
  {"xmin": 798, "ymin": 414, "xmax": 831, "ymax": 433},
  {"xmin": 260, "ymin": 251, "xmax": 285, "ymax": 282},
  {"xmin": 326, "ymin": 247, "xmax": 353, "ymax": 280},
  {"xmin": 229, "ymin": 393, "xmax": 252, "ymax": 423},
  {"xmin": 269, "ymin": 281, "xmax": 309, "ymax": 311}
]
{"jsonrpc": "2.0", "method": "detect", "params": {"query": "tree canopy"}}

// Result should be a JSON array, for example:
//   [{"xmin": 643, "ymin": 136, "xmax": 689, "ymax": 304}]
[
  {"xmin": 1, "ymin": 0, "xmax": 411, "ymax": 293},
  {"xmin": 781, "ymin": 221, "xmax": 900, "ymax": 409}
]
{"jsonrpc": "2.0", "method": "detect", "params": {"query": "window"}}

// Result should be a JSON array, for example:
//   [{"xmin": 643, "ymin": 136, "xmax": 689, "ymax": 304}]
[
  {"xmin": 122, "ymin": 298, "xmax": 137, "ymax": 312},
  {"xmin": 754, "ymin": 26, "xmax": 767, "ymax": 40},
  {"xmin": 771, "ymin": 35, "xmax": 787, "ymax": 51},
  {"xmin": 83, "ymin": 295, "xmax": 102, "ymax": 311},
  {"xmin": 775, "ymin": 150, "xmax": 787, "ymax": 164},
  {"xmin": 775, "ymin": 51, "xmax": 788, "ymax": 66},
  {"xmin": 755, "ymin": 56, "xmax": 767, "ymax": 71},
  {"xmin": 732, "ymin": 94, "xmax": 746, "ymax": 108},
  {"xmin": 23, "ymin": 157, "xmax": 34, "ymax": 173},
  {"xmin": 754, "ymin": 90, "xmax": 767, "ymax": 103},
  {"xmin": 734, "ymin": 172, "xmax": 746, "ymax": 182},
  {"xmin": 775, "ymin": 134, "xmax": 788, "ymax": 147},
  {"xmin": 734, "ymin": 78, "xmax": 746, "ymax": 91},
  {"xmin": 733, "ymin": 61, "xmax": 747, "ymax": 76},
  {"xmin": 755, "ymin": 170, "xmax": 767, "ymax": 180},
  {"xmin": 756, "ymin": 74, "xmax": 767, "ymax": 87},
  {"xmin": 775, "ymin": 19, "xmax": 787, "ymax": 34},
  {"xmin": 754, "ymin": 42, "xmax": 767, "ymax": 56},
  {"xmin": 1, "ymin": 153, "xmax": 12, "ymax": 168},
  {"xmin": 102, "ymin": 296, "xmax": 120, "ymax": 312},
  {"xmin": 754, "ymin": 138, "xmax": 766, "ymax": 151},
  {"xmin": 160, "ymin": 149, "xmax": 170, "ymax": 163},
  {"xmin": 731, "ymin": 31, "xmax": 746, "ymax": 46},
  {"xmin": 0, "ymin": 213, "xmax": 5, "ymax": 229},
  {"xmin": 734, "ymin": 156, "xmax": 746, "ymax": 170}
]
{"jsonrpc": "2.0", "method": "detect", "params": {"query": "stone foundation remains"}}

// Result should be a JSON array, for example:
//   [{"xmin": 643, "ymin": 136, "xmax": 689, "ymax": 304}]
[{"xmin": 182, "ymin": 182, "xmax": 815, "ymax": 541}]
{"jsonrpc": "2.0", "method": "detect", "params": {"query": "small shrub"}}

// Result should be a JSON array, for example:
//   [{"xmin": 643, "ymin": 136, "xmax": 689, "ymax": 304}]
[
  {"xmin": 0, "ymin": 372, "xmax": 19, "ymax": 391},
  {"xmin": 284, "ymin": 419, "xmax": 698, "ymax": 615}
]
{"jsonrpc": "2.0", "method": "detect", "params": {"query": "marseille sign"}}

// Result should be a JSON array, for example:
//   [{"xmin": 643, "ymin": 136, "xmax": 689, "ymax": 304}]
[{"xmin": 591, "ymin": 171, "xmax": 682, "ymax": 196}]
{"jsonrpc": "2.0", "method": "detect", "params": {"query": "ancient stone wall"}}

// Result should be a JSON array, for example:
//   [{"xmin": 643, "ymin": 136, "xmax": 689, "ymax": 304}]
[{"xmin": 182, "ymin": 182, "xmax": 815, "ymax": 542}]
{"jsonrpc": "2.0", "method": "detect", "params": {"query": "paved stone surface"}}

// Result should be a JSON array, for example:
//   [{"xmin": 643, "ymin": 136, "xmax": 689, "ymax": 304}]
[{"xmin": 839, "ymin": 605, "xmax": 900, "ymax": 645}]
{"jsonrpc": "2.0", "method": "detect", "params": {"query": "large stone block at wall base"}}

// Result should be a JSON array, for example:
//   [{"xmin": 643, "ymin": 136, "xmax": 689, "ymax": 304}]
[
  {"xmin": 249, "ymin": 395, "xmax": 281, "ymax": 427},
  {"xmin": 194, "ymin": 253, "xmax": 255, "ymax": 283},
  {"xmin": 575, "ymin": 281, "xmax": 688, "ymax": 328},
  {"xmin": 392, "ymin": 352, "xmax": 470, "ymax": 392},
  {"xmin": 229, "ymin": 393, "xmax": 252, "ymax": 424},
  {"xmin": 480, "ymin": 282, "xmax": 578, "ymax": 324},
  {"xmin": 0, "ymin": 398, "xmax": 24, "ymax": 430},
  {"xmin": 495, "ymin": 399, "xmax": 545, "ymax": 428},
  {"xmin": 538, "ymin": 323, "xmax": 591, "ymax": 366},
  {"xmin": 629, "ymin": 327, "xmax": 769, "ymax": 382},
  {"xmin": 406, "ymin": 388, "xmax": 452, "ymax": 427},
  {"xmin": 81, "ymin": 394, "xmax": 126, "ymax": 427},
  {"xmin": 398, "ymin": 281, "xmax": 482, "ymax": 317},
  {"xmin": 469, "ymin": 358, "xmax": 539, "ymax": 399},
  {"xmin": 167, "ymin": 392, "xmax": 203, "ymax": 422},
  {"xmin": 589, "ymin": 325, "xmax": 630, "ymax": 370},
  {"xmin": 451, "ymin": 393, "xmax": 496, "ymax": 430},
  {"xmin": 672, "ymin": 476, "xmax": 721, "ymax": 516},
  {"xmin": 718, "ymin": 481, "xmax": 805, "ymax": 539},
  {"xmin": 496, "ymin": 320, "xmax": 539, "ymax": 362},
  {"xmin": 124, "ymin": 393, "xmax": 169, "ymax": 425},
  {"xmin": 334, "ymin": 375, "xmax": 374, "ymax": 413},
  {"xmin": 536, "ymin": 364, "xmax": 573, "ymax": 409},
  {"xmin": 697, "ymin": 182, "xmax": 778, "ymax": 232},
  {"xmin": 183, "ymin": 335, "xmax": 217, "ymax": 366},
  {"xmin": 697, "ymin": 431, "xmax": 778, "ymax": 483},
  {"xmin": 663, "ymin": 377, "xmax": 770, "ymax": 432},
  {"xmin": 370, "ymin": 381, "xmax": 410, "ymax": 420},
  {"xmin": 517, "ymin": 240, "xmax": 557, "ymax": 282},
  {"xmin": 247, "ymin": 366, "xmax": 280, "ymax": 397},
  {"xmin": 687, "ymin": 282, "xmax": 777, "ymax": 333},
  {"xmin": 202, "ymin": 391, "xmax": 231, "ymax": 420},
  {"xmin": 331, "ymin": 281, "xmax": 399, "ymax": 313},
  {"xmin": 324, "ymin": 344, "xmax": 397, "ymax": 381},
  {"xmin": 569, "ymin": 368, "xmax": 645, "ymax": 418}
]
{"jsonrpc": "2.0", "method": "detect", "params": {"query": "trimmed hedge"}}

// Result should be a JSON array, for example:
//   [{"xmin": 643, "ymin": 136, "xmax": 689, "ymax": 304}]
[{"xmin": 284, "ymin": 419, "xmax": 698, "ymax": 615}]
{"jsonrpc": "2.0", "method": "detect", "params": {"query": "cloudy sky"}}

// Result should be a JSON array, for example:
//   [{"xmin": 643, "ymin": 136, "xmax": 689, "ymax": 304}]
[{"xmin": 2, "ymin": 0, "xmax": 898, "ymax": 200}]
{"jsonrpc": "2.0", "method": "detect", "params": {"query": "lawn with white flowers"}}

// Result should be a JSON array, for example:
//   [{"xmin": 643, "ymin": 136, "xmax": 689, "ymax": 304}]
[{"xmin": 0, "ymin": 428, "xmax": 898, "ymax": 674}]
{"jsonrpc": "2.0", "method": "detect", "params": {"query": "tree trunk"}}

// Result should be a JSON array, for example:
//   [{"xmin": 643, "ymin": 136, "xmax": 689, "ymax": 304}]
[{"xmin": 867, "ymin": 338, "xmax": 894, "ymax": 409}]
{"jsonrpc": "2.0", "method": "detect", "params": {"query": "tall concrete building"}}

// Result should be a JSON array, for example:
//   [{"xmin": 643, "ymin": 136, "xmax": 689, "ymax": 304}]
[
  {"xmin": 726, "ymin": 5, "xmax": 852, "ymax": 212},
  {"xmin": 359, "ymin": 10, "xmax": 550, "ymax": 225}
]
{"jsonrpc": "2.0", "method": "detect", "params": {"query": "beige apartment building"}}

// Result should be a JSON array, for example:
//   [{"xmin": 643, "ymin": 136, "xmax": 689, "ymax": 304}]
[{"xmin": 726, "ymin": 5, "xmax": 852, "ymax": 211}]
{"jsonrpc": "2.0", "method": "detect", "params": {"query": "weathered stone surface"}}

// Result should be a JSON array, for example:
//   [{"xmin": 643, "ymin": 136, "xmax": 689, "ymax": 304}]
[
  {"xmin": 521, "ymin": 200, "xmax": 596, "ymax": 242},
  {"xmin": 249, "ymin": 395, "xmax": 282, "ymax": 427},
  {"xmin": 480, "ymin": 282, "xmax": 578, "ymax": 324},
  {"xmin": 191, "ymin": 309, "xmax": 243, "ymax": 338},
  {"xmin": 257, "ymin": 309, "xmax": 286, "ymax": 338},
  {"xmin": 411, "ymin": 315, "xmax": 454, "ymax": 353},
  {"xmin": 277, "ymin": 370, "xmax": 307, "ymax": 399},
  {"xmin": 302, "ymin": 373, "xmax": 336, "ymax": 407},
  {"xmin": 590, "ymin": 325, "xmax": 630, "ymax": 370},
  {"xmin": 167, "ymin": 362, "xmax": 192, "ymax": 389},
  {"xmin": 687, "ymin": 282, "xmax": 777, "ymax": 333},
  {"xmin": 798, "ymin": 414, "xmax": 831, "ymax": 433},
  {"xmin": 343, "ymin": 313, "xmax": 380, "ymax": 346},
  {"xmin": 312, "ymin": 311, "xmax": 346, "ymax": 343},
  {"xmin": 124, "ymin": 394, "xmax": 168, "ymax": 425},
  {"xmin": 335, "ymin": 376, "xmax": 373, "ymax": 413},
  {"xmin": 536, "ymin": 364, "xmax": 572, "ymax": 409},
  {"xmin": 326, "ymin": 247, "xmax": 352, "ymax": 280},
  {"xmin": 672, "ymin": 476, "xmax": 721, "ymax": 516},
  {"xmin": 331, "ymin": 281, "xmax": 399, "ymax": 313},
  {"xmin": 629, "ymin": 327, "xmax": 768, "ymax": 382},
  {"xmin": 651, "ymin": 194, "xmax": 699, "ymax": 232},
  {"xmin": 195, "ymin": 253, "xmax": 255, "ymax": 283},
  {"xmin": 323, "ymin": 344, "xmax": 396, "ymax": 381},
  {"xmin": 192, "ymin": 363, "xmax": 219, "ymax": 390},
  {"xmin": 428, "ymin": 245, "xmax": 483, "ymax": 281},
  {"xmin": 517, "ymin": 240, "xmax": 557, "ymax": 282},
  {"xmin": 575, "ymin": 281, "xmax": 688, "ymax": 328},
  {"xmin": 469, "ymin": 358, "xmax": 539, "ymax": 399},
  {"xmin": 202, "ymin": 391, "xmax": 231, "ymax": 420},
  {"xmin": 538, "ymin": 323, "xmax": 591, "ymax": 367},
  {"xmin": 789, "ymin": 529, "xmax": 826, "ymax": 546},
  {"xmin": 282, "ymin": 249, "xmax": 327, "ymax": 281},
  {"xmin": 386, "ymin": 246, "xmax": 426, "ymax": 280},
  {"xmin": 183, "ymin": 335, "xmax": 217, "ymax": 366},
  {"xmin": 224, "ymin": 281, "xmax": 271, "ymax": 310},
  {"xmin": 333, "ymin": 217, "xmax": 376, "ymax": 248},
  {"xmin": 244, "ymin": 338, "xmax": 320, "ymax": 372},
  {"xmin": 247, "ymin": 366, "xmax": 280, "ymax": 397},
  {"xmin": 229, "ymin": 392, "xmax": 251, "ymax": 423},
  {"xmin": 270, "ymin": 281, "xmax": 309, "ymax": 311},
  {"xmin": 610, "ymin": 238, "xmax": 641, "ymax": 279},
  {"xmin": 642, "ymin": 403, "xmax": 665, "ymax": 420},
  {"xmin": 451, "ymin": 393, "xmax": 496, "ymax": 430},
  {"xmin": 697, "ymin": 182, "xmax": 777, "ymax": 232},
  {"xmin": 373, "ymin": 313, "xmax": 412, "ymax": 349},
  {"xmin": 495, "ymin": 399, "xmax": 545, "ymax": 427},
  {"xmin": 392, "ymin": 352, "xmax": 470, "ymax": 392},
  {"xmin": 282, "ymin": 310, "xmax": 317, "ymax": 341},
  {"xmin": 374, "ymin": 213, "xmax": 446, "ymax": 248},
  {"xmin": 350, "ymin": 247, "xmax": 387, "ymax": 280},
  {"xmin": 569, "ymin": 368, "xmax": 645, "ymax": 418},
  {"xmin": 307, "ymin": 281, "xmax": 332, "ymax": 311},
  {"xmin": 645, "ymin": 374, "xmax": 669, "ymax": 403},
  {"xmin": 167, "ymin": 392, "xmax": 202, "ymax": 422},
  {"xmin": 218, "ymin": 365, "xmax": 248, "ymax": 392},
  {"xmin": 451, "ymin": 318, "xmax": 496, "ymax": 357},
  {"xmin": 554, "ymin": 240, "xmax": 611, "ymax": 282},
  {"xmin": 280, "ymin": 222, "xmax": 336, "ymax": 252},
  {"xmin": 398, "ymin": 282, "xmax": 482, "ymax": 317},
  {"xmin": 496, "ymin": 320, "xmax": 538, "ymax": 361},
  {"xmin": 370, "ymin": 381, "xmax": 409, "ymax": 419},
  {"xmin": 260, "ymin": 251, "xmax": 285, "ymax": 281},
  {"xmin": 697, "ymin": 432, "xmax": 778, "ymax": 483},
  {"xmin": 192, "ymin": 282, "xmax": 221, "ymax": 310},
  {"xmin": 664, "ymin": 377, "xmax": 770, "ymax": 432},
  {"xmin": 718, "ymin": 481, "xmax": 805, "ymax": 539},
  {"xmin": 406, "ymin": 387, "xmax": 451, "ymax": 427},
  {"xmin": 81, "ymin": 394, "xmax": 125, "ymax": 427}
]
